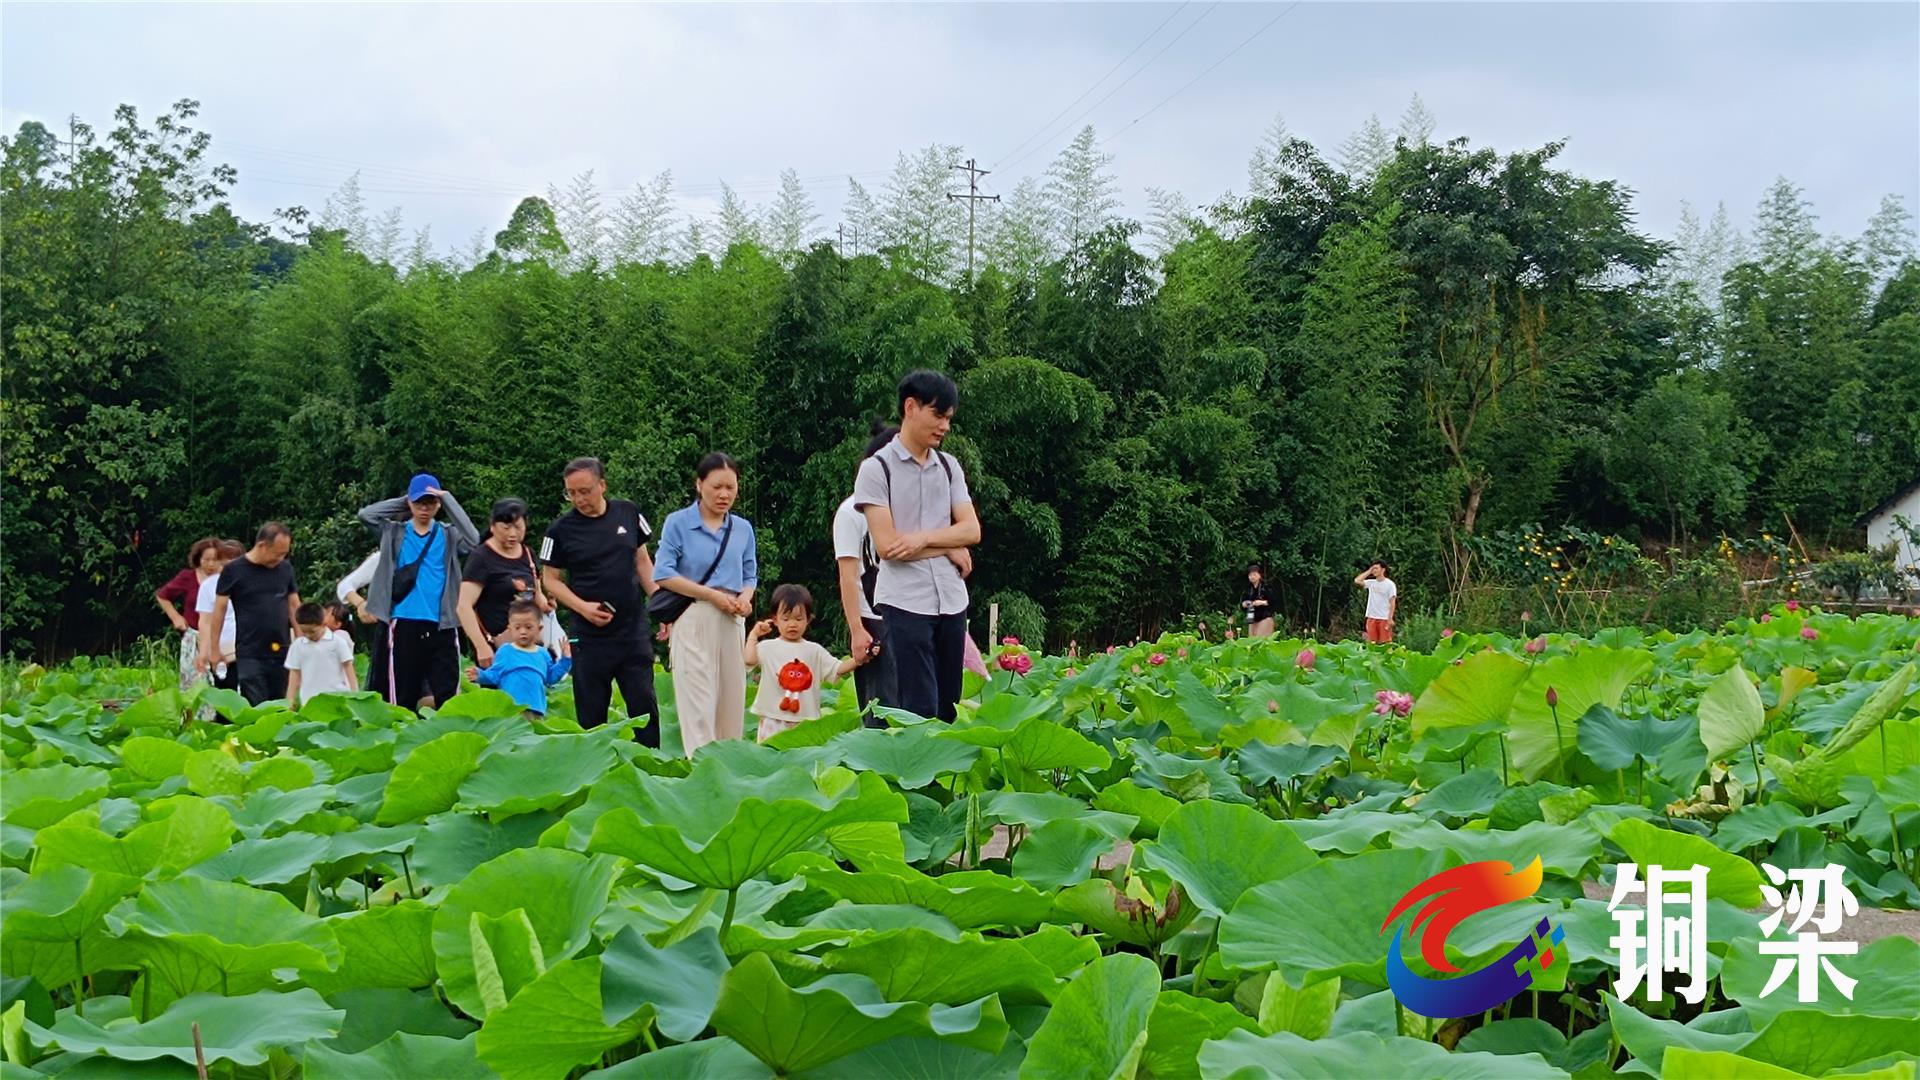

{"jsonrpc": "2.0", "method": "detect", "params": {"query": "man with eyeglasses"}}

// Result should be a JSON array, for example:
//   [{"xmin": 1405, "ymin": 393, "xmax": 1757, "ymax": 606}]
[{"xmin": 357, "ymin": 473, "xmax": 481, "ymax": 710}]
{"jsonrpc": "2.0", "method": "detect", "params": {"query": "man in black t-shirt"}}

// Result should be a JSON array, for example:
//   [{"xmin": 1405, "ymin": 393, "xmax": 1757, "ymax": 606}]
[
  {"xmin": 199, "ymin": 521, "xmax": 302, "ymax": 704},
  {"xmin": 540, "ymin": 457, "xmax": 660, "ymax": 741}
]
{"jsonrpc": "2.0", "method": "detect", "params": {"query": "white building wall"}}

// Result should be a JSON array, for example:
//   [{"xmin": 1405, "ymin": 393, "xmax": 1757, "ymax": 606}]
[{"xmin": 1866, "ymin": 486, "xmax": 1920, "ymax": 586}]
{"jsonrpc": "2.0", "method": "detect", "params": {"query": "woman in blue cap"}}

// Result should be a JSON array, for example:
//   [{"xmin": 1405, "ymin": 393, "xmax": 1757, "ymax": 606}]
[{"xmin": 356, "ymin": 473, "xmax": 481, "ymax": 709}]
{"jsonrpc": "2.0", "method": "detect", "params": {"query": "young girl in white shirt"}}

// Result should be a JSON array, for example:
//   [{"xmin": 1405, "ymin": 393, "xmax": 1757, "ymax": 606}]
[{"xmin": 745, "ymin": 584, "xmax": 868, "ymax": 741}]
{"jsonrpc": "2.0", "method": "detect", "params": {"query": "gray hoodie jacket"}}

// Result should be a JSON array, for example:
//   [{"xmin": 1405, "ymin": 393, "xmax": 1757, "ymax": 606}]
[{"xmin": 356, "ymin": 493, "xmax": 481, "ymax": 628}]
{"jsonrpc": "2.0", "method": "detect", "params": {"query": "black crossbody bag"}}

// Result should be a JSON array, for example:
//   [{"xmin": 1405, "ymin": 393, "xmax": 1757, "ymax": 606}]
[{"xmin": 644, "ymin": 515, "xmax": 734, "ymax": 626}]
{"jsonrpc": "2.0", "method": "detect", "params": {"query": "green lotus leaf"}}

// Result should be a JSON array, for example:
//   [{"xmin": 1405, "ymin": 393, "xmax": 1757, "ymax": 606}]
[
  {"xmin": 1733, "ymin": 1011, "xmax": 1920, "ymax": 1076},
  {"xmin": 1412, "ymin": 769, "xmax": 1505, "ymax": 821},
  {"xmin": 588, "ymin": 768, "xmax": 905, "ymax": 890},
  {"xmin": 375, "ymin": 730, "xmax": 488, "ymax": 825},
  {"xmin": 432, "ymin": 846, "xmax": 617, "ymax": 1019},
  {"xmin": 1018, "ymin": 953, "xmax": 1159, "ymax": 1080},
  {"xmin": 600, "ymin": 925, "xmax": 729, "ymax": 1039},
  {"xmin": 184, "ymin": 748, "xmax": 244, "ymax": 796},
  {"xmin": 182, "ymin": 831, "xmax": 332, "ymax": 885},
  {"xmin": 1255, "ymin": 973, "xmax": 1340, "ymax": 1039},
  {"xmin": 1051, "ymin": 877, "xmax": 1197, "ymax": 949},
  {"xmin": 1721, "ymin": 936, "xmax": 1920, "ymax": 1027},
  {"xmin": 1387, "ymin": 818, "xmax": 1602, "ymax": 880},
  {"xmin": 1699, "ymin": 664, "xmax": 1767, "ymax": 762},
  {"xmin": 1234, "ymin": 742, "xmax": 1340, "ymax": 787},
  {"xmin": 117, "ymin": 736, "xmax": 194, "ymax": 783},
  {"xmin": 1144, "ymin": 989, "xmax": 1261, "ymax": 1080},
  {"xmin": 1220, "ymin": 847, "xmax": 1453, "ymax": 986},
  {"xmin": 411, "ymin": 810, "xmax": 555, "ymax": 889},
  {"xmin": 31, "ymin": 796, "xmax": 233, "ymax": 879},
  {"xmin": 1818, "ymin": 662, "xmax": 1917, "ymax": 764},
  {"xmin": 1001, "ymin": 717, "xmax": 1111, "ymax": 774},
  {"xmin": 2, "ymin": 764, "xmax": 109, "ymax": 828},
  {"xmin": 477, "ymin": 957, "xmax": 648, "ymax": 1080},
  {"xmin": 830, "ymin": 725, "xmax": 982, "ymax": 789},
  {"xmin": 320, "ymin": 986, "xmax": 476, "ymax": 1054},
  {"xmin": 303, "ymin": 1032, "xmax": 492, "ymax": 1080},
  {"xmin": 1011, "ymin": 818, "xmax": 1111, "ymax": 890},
  {"xmin": 792, "ymin": 1033, "xmax": 1026, "ymax": 1080},
  {"xmin": 1579, "ymin": 704, "xmax": 1689, "ymax": 775},
  {"xmin": 1607, "ymin": 818, "xmax": 1763, "ymax": 906},
  {"xmin": 583, "ymin": 1037, "xmax": 771, "ymax": 1079},
  {"xmin": 1091, "ymin": 781, "xmax": 1181, "ymax": 838},
  {"xmin": 1603, "ymin": 993, "xmax": 1754, "ymax": 1071},
  {"xmin": 1509, "ymin": 648, "xmax": 1655, "ymax": 780},
  {"xmin": 25, "ymin": 989, "xmax": 342, "ymax": 1067},
  {"xmin": 1659, "ymin": 1048, "xmax": 1811, "ymax": 1080},
  {"xmin": 304, "ymin": 902, "xmax": 437, "ymax": 995},
  {"xmin": 1410, "ymin": 650, "xmax": 1531, "ymax": 738},
  {"xmin": 1196, "ymin": 1029, "xmax": 1569, "ymax": 1079},
  {"xmin": 1138, "ymin": 799, "xmax": 1318, "ymax": 915},
  {"xmin": 2, "ymin": 865, "xmax": 138, "ymax": 943},
  {"xmin": 106, "ymin": 876, "xmax": 340, "ymax": 984},
  {"xmin": 822, "ymin": 927, "xmax": 1061, "ymax": 1005},
  {"xmin": 787, "ymin": 853, "xmax": 1059, "ymax": 930},
  {"xmin": 711, "ymin": 952, "xmax": 1008, "ymax": 1074},
  {"xmin": 457, "ymin": 733, "xmax": 617, "ymax": 816},
  {"xmin": 982, "ymin": 791, "xmax": 1135, "ymax": 839}
]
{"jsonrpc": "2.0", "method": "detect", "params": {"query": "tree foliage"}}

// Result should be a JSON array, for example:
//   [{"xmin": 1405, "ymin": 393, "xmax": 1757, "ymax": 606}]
[{"xmin": 4, "ymin": 103, "xmax": 1916, "ymax": 658}]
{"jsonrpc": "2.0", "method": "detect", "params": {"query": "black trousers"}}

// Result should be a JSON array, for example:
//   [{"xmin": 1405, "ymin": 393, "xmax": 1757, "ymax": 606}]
[
  {"xmin": 878, "ymin": 605, "xmax": 968, "ymax": 722},
  {"xmin": 236, "ymin": 655, "xmax": 288, "ymax": 705},
  {"xmin": 387, "ymin": 618, "xmax": 459, "ymax": 709},
  {"xmin": 854, "ymin": 616, "xmax": 896, "ymax": 726},
  {"xmin": 364, "ymin": 620, "xmax": 389, "ymax": 699},
  {"xmin": 573, "ymin": 634, "xmax": 659, "ymax": 745}
]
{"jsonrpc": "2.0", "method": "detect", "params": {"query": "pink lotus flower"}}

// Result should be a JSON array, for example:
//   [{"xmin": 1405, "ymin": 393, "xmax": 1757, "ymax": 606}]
[
  {"xmin": 1002, "ymin": 636, "xmax": 1020, "ymax": 646},
  {"xmin": 1062, "ymin": 667, "xmax": 1077, "ymax": 678},
  {"xmin": 1295, "ymin": 648, "xmax": 1316, "ymax": 669},
  {"xmin": 1441, "ymin": 628, "xmax": 1456, "ymax": 639},
  {"xmin": 1519, "ymin": 610, "xmax": 1533, "ymax": 622},
  {"xmin": 1525, "ymin": 637, "xmax": 1546, "ymax": 655},
  {"xmin": 1149, "ymin": 652, "xmax": 1168, "ymax": 666},
  {"xmin": 996, "ymin": 652, "xmax": 1020, "ymax": 672},
  {"xmin": 1225, "ymin": 629, "xmax": 1237, "ymax": 640},
  {"xmin": 1800, "ymin": 626, "xmax": 1818, "ymax": 641},
  {"xmin": 1177, "ymin": 647, "xmax": 1189, "ymax": 660},
  {"xmin": 1107, "ymin": 645, "xmax": 1118, "ymax": 655},
  {"xmin": 1786, "ymin": 600, "xmax": 1801, "ymax": 612},
  {"xmin": 1545, "ymin": 686, "xmax": 1560, "ymax": 709},
  {"xmin": 1267, "ymin": 699, "xmax": 1279, "ymax": 713},
  {"xmin": 1372, "ymin": 690, "xmax": 1413, "ymax": 717},
  {"xmin": 1760, "ymin": 613, "xmax": 1772, "ymax": 623}
]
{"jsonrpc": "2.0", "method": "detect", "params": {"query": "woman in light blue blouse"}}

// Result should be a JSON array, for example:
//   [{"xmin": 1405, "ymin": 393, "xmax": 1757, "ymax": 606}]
[{"xmin": 652, "ymin": 452, "xmax": 758, "ymax": 753}]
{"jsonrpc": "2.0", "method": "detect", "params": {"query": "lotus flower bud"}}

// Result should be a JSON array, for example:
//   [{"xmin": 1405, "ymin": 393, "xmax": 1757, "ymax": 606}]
[
  {"xmin": 1525, "ymin": 637, "xmax": 1546, "ymax": 655},
  {"xmin": 1149, "ymin": 652, "xmax": 1167, "ymax": 666},
  {"xmin": 1545, "ymin": 686, "xmax": 1560, "ymax": 708},
  {"xmin": 1800, "ymin": 626, "xmax": 1818, "ymax": 641},
  {"xmin": 1295, "ymin": 648, "xmax": 1316, "ymax": 669}
]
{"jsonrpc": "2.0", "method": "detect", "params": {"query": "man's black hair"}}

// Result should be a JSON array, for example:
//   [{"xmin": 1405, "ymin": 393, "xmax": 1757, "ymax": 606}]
[
  {"xmin": 897, "ymin": 370, "xmax": 958, "ymax": 415},
  {"xmin": 563, "ymin": 457, "xmax": 604, "ymax": 480},
  {"xmin": 770, "ymin": 583, "xmax": 815, "ymax": 619},
  {"xmin": 256, "ymin": 521, "xmax": 292, "ymax": 544},
  {"xmin": 293, "ymin": 601, "xmax": 325, "ymax": 626}
]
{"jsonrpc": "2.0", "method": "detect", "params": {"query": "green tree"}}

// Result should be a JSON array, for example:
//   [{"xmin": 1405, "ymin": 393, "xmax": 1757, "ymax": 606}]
[{"xmin": 1605, "ymin": 371, "xmax": 1760, "ymax": 542}]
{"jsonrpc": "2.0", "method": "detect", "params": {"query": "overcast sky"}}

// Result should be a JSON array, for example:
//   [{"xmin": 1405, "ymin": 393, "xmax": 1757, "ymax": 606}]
[{"xmin": 5, "ymin": 2, "xmax": 1915, "ymax": 257}]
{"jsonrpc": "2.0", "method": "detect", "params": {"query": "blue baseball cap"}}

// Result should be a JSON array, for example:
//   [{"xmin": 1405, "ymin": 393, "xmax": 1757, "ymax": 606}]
[{"xmin": 406, "ymin": 473, "xmax": 443, "ymax": 502}]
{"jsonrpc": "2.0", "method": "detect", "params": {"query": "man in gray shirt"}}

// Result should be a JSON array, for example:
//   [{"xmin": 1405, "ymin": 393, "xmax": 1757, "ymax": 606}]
[{"xmin": 853, "ymin": 370, "xmax": 982, "ymax": 721}]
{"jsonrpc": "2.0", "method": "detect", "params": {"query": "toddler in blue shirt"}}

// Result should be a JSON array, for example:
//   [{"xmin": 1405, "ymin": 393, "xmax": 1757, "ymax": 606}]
[{"xmin": 466, "ymin": 600, "xmax": 571, "ymax": 715}]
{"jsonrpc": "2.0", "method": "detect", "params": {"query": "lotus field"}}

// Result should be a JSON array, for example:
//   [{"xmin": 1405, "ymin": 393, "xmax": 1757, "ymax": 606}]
[{"xmin": 3, "ymin": 607, "xmax": 1919, "ymax": 1079}]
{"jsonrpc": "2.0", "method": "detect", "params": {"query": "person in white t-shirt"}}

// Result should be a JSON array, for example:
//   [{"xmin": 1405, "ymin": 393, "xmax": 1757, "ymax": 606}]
[
  {"xmin": 746, "ymin": 584, "xmax": 868, "ymax": 742},
  {"xmin": 834, "ymin": 426, "xmax": 910, "ymax": 720},
  {"xmin": 285, "ymin": 602, "xmax": 358, "ymax": 706},
  {"xmin": 1354, "ymin": 562, "xmax": 1398, "ymax": 644},
  {"xmin": 192, "ymin": 540, "xmax": 245, "ymax": 690}
]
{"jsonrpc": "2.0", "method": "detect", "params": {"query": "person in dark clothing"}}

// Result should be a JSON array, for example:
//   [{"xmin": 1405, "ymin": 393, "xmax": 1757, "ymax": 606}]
[
  {"xmin": 458, "ymin": 497, "xmax": 561, "ymax": 669},
  {"xmin": 198, "ymin": 522, "xmax": 301, "ymax": 705},
  {"xmin": 1242, "ymin": 563, "xmax": 1276, "ymax": 637},
  {"xmin": 356, "ymin": 473, "xmax": 481, "ymax": 711},
  {"xmin": 540, "ymin": 457, "xmax": 661, "ymax": 742}
]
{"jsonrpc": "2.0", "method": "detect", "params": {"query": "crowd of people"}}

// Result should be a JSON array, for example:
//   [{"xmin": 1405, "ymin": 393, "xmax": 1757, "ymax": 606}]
[
  {"xmin": 157, "ymin": 367, "xmax": 1401, "ymax": 750},
  {"xmin": 161, "ymin": 370, "xmax": 983, "ymax": 752}
]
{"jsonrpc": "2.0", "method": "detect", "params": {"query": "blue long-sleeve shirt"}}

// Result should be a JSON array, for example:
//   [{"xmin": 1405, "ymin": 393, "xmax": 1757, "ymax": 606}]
[
  {"xmin": 474, "ymin": 644, "xmax": 572, "ymax": 715},
  {"xmin": 652, "ymin": 505, "xmax": 757, "ymax": 592}
]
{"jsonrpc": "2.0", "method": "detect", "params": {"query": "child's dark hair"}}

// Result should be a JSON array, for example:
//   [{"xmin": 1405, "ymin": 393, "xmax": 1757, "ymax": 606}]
[
  {"xmin": 507, "ymin": 598, "xmax": 541, "ymax": 621},
  {"xmin": 323, "ymin": 600, "xmax": 351, "ymax": 626},
  {"xmin": 294, "ymin": 602, "xmax": 325, "ymax": 627},
  {"xmin": 769, "ymin": 583, "xmax": 814, "ymax": 619}
]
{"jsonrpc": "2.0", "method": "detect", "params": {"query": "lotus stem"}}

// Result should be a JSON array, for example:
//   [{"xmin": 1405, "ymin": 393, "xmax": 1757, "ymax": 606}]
[
  {"xmin": 1891, "ymin": 810, "xmax": 1906, "ymax": 877},
  {"xmin": 401, "ymin": 851, "xmax": 416, "ymax": 899},
  {"xmin": 1499, "ymin": 735, "xmax": 1510, "ymax": 787},
  {"xmin": 1549, "ymin": 704, "xmax": 1567, "ymax": 783},
  {"xmin": 1749, "ymin": 739, "xmax": 1762, "ymax": 805},
  {"xmin": 720, "ymin": 887, "xmax": 739, "ymax": 940},
  {"xmin": 71, "ymin": 939, "xmax": 83, "ymax": 1019},
  {"xmin": 193, "ymin": 1021, "xmax": 209, "ymax": 1080}
]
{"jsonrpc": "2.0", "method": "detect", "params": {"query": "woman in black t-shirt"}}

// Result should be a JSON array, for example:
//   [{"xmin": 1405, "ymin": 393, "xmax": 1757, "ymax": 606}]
[
  {"xmin": 457, "ymin": 498, "xmax": 560, "ymax": 669},
  {"xmin": 1241, "ymin": 562, "xmax": 1276, "ymax": 638}
]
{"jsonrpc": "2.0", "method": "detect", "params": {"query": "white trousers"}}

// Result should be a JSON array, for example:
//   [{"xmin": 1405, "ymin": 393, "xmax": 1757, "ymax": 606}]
[{"xmin": 673, "ymin": 601, "xmax": 745, "ymax": 755}]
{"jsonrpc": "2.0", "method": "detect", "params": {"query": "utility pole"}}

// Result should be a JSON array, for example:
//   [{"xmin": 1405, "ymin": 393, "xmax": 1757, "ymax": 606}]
[{"xmin": 947, "ymin": 157, "xmax": 999, "ymax": 281}]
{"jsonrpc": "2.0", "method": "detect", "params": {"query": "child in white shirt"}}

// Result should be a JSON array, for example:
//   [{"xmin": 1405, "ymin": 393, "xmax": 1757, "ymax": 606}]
[
  {"xmin": 285, "ymin": 602, "xmax": 358, "ymax": 706},
  {"xmin": 745, "ymin": 584, "xmax": 866, "ymax": 742}
]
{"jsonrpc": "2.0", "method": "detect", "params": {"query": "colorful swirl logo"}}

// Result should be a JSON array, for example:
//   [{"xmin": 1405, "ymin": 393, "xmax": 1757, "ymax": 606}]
[{"xmin": 1380, "ymin": 857, "xmax": 1565, "ymax": 1019}]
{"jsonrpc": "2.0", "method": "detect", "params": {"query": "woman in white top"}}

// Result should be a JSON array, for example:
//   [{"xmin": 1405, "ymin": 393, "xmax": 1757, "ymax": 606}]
[
  {"xmin": 191, "ymin": 540, "xmax": 246, "ymax": 692},
  {"xmin": 336, "ymin": 549, "xmax": 385, "ymax": 699}
]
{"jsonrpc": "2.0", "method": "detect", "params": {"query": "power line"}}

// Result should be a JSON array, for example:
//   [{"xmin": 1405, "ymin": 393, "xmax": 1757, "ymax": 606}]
[
  {"xmin": 990, "ymin": 2, "xmax": 1190, "ymax": 168},
  {"xmin": 995, "ymin": 2, "xmax": 1220, "ymax": 176},
  {"xmin": 1104, "ymin": 3, "xmax": 1302, "ymax": 146}
]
